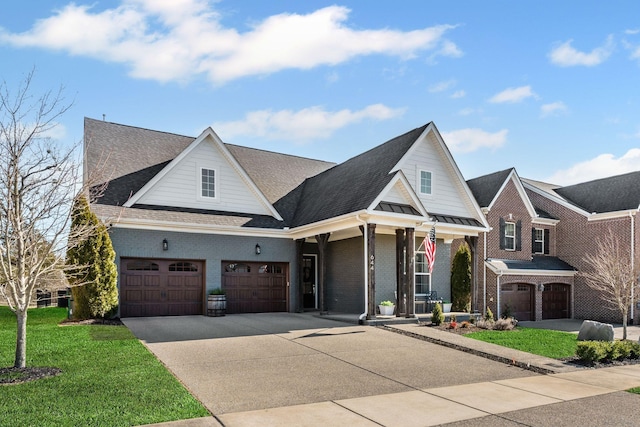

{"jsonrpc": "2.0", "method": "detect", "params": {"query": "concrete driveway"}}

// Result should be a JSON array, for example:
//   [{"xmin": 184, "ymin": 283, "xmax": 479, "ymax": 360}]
[{"xmin": 123, "ymin": 313, "xmax": 536, "ymax": 415}]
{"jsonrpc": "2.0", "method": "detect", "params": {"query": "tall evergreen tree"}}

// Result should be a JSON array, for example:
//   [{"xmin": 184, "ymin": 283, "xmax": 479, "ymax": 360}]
[
  {"xmin": 66, "ymin": 195, "xmax": 118, "ymax": 319},
  {"xmin": 451, "ymin": 243, "xmax": 472, "ymax": 312}
]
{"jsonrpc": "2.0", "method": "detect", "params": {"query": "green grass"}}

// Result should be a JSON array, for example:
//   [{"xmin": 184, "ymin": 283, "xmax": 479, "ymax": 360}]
[
  {"xmin": 0, "ymin": 307, "xmax": 210, "ymax": 427},
  {"xmin": 465, "ymin": 327, "xmax": 578, "ymax": 359},
  {"xmin": 630, "ymin": 388, "xmax": 640, "ymax": 395}
]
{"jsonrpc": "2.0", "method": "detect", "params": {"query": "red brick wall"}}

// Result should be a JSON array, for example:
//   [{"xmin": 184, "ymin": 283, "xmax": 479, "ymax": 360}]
[{"xmin": 526, "ymin": 188, "xmax": 637, "ymax": 323}]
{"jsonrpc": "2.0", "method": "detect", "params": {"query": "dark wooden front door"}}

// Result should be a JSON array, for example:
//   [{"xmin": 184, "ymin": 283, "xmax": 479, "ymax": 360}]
[
  {"xmin": 500, "ymin": 283, "xmax": 533, "ymax": 321},
  {"xmin": 120, "ymin": 258, "xmax": 204, "ymax": 317},
  {"xmin": 222, "ymin": 261, "xmax": 288, "ymax": 313},
  {"xmin": 543, "ymin": 284, "xmax": 570, "ymax": 319}
]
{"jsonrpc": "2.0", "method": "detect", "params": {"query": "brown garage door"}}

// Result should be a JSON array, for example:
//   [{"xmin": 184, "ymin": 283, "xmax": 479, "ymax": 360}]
[
  {"xmin": 120, "ymin": 258, "xmax": 204, "ymax": 317},
  {"xmin": 222, "ymin": 261, "xmax": 288, "ymax": 313},
  {"xmin": 500, "ymin": 283, "xmax": 533, "ymax": 321},
  {"xmin": 543, "ymin": 284, "xmax": 570, "ymax": 319}
]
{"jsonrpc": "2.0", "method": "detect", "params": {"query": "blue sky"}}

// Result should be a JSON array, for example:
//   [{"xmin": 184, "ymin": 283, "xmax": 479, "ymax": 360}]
[{"xmin": 2, "ymin": 0, "xmax": 639, "ymax": 185}]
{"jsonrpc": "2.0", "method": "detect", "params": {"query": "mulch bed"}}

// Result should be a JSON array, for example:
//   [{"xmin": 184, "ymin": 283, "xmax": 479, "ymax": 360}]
[
  {"xmin": 59, "ymin": 317, "xmax": 123, "ymax": 326},
  {"xmin": 0, "ymin": 367, "xmax": 62, "ymax": 385}
]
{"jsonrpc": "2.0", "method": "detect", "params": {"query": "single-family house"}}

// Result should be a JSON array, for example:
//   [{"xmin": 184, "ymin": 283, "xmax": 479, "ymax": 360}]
[
  {"xmin": 84, "ymin": 118, "xmax": 489, "ymax": 320},
  {"xmin": 462, "ymin": 167, "xmax": 639, "ymax": 324}
]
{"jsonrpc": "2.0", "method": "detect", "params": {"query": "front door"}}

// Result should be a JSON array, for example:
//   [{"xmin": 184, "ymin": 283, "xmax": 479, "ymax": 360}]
[{"xmin": 302, "ymin": 255, "xmax": 317, "ymax": 309}]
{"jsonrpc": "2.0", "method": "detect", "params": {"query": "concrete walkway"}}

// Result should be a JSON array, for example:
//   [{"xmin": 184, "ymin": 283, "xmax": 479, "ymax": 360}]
[{"xmin": 131, "ymin": 315, "xmax": 640, "ymax": 427}]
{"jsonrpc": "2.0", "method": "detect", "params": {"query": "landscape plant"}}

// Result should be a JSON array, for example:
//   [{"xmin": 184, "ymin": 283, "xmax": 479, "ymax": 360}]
[
  {"xmin": 0, "ymin": 70, "xmax": 106, "ymax": 368},
  {"xmin": 450, "ymin": 243, "xmax": 471, "ymax": 312},
  {"xmin": 431, "ymin": 302, "xmax": 444, "ymax": 326}
]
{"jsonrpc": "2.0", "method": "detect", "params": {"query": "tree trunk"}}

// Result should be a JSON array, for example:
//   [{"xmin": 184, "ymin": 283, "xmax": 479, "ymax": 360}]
[
  {"xmin": 622, "ymin": 308, "xmax": 628, "ymax": 340},
  {"xmin": 15, "ymin": 309, "xmax": 27, "ymax": 368}
]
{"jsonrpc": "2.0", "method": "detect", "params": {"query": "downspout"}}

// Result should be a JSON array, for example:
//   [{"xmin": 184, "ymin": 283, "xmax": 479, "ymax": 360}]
[
  {"xmin": 496, "ymin": 272, "xmax": 502, "ymax": 319},
  {"xmin": 356, "ymin": 215, "xmax": 369, "ymax": 322},
  {"xmin": 483, "ymin": 231, "xmax": 487, "ymax": 316}
]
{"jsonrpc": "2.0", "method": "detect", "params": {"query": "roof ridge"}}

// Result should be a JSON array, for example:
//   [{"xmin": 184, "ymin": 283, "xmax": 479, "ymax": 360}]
[
  {"xmin": 225, "ymin": 143, "xmax": 336, "ymax": 165},
  {"xmin": 84, "ymin": 116, "xmax": 195, "ymax": 140}
]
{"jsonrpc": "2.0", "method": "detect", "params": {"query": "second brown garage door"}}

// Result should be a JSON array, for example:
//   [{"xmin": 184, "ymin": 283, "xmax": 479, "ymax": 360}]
[{"xmin": 222, "ymin": 261, "xmax": 288, "ymax": 313}]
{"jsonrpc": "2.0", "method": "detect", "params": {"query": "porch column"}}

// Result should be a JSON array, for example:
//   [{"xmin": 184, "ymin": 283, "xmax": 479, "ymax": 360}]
[
  {"xmin": 296, "ymin": 238, "xmax": 305, "ymax": 312},
  {"xmin": 367, "ymin": 224, "xmax": 376, "ymax": 319},
  {"xmin": 405, "ymin": 227, "xmax": 415, "ymax": 318},
  {"xmin": 315, "ymin": 233, "xmax": 330, "ymax": 313},
  {"xmin": 396, "ymin": 229, "xmax": 405, "ymax": 316},
  {"xmin": 465, "ymin": 236, "xmax": 478, "ymax": 312}
]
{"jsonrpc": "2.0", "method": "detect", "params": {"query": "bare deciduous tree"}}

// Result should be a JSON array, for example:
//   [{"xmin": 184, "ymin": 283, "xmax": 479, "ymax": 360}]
[
  {"xmin": 581, "ymin": 229, "xmax": 640, "ymax": 340},
  {"xmin": 0, "ymin": 70, "xmax": 103, "ymax": 368}
]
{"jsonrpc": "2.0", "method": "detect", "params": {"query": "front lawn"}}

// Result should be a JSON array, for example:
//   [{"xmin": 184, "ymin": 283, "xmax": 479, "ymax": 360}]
[
  {"xmin": 465, "ymin": 326, "xmax": 578, "ymax": 359},
  {"xmin": 0, "ymin": 307, "xmax": 209, "ymax": 427}
]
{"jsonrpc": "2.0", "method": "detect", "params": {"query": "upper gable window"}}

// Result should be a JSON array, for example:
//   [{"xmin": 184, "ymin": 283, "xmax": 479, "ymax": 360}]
[
  {"xmin": 419, "ymin": 170, "xmax": 433, "ymax": 195},
  {"xmin": 532, "ymin": 228, "xmax": 550, "ymax": 255},
  {"xmin": 201, "ymin": 168, "xmax": 216, "ymax": 199}
]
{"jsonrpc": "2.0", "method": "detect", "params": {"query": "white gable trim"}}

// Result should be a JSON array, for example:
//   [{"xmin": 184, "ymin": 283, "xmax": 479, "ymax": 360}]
[
  {"xmin": 368, "ymin": 171, "xmax": 429, "ymax": 217},
  {"xmin": 391, "ymin": 123, "xmax": 489, "ymax": 230},
  {"xmin": 487, "ymin": 169, "xmax": 537, "ymax": 218},
  {"xmin": 123, "ymin": 127, "xmax": 283, "ymax": 221}
]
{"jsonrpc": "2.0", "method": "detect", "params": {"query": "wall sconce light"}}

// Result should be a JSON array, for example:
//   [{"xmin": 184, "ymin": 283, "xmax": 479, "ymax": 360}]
[
  {"xmin": 537, "ymin": 284, "xmax": 545, "ymax": 292},
  {"xmin": 162, "ymin": 238, "xmax": 168, "ymax": 251},
  {"xmin": 255, "ymin": 243, "xmax": 261, "ymax": 255}
]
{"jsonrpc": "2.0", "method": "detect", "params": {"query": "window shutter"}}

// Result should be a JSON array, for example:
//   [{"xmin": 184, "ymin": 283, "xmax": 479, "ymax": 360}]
[
  {"xmin": 544, "ymin": 229, "xmax": 550, "ymax": 254},
  {"xmin": 515, "ymin": 220, "xmax": 522, "ymax": 251},
  {"xmin": 531, "ymin": 228, "xmax": 536, "ymax": 253},
  {"xmin": 499, "ymin": 218, "xmax": 505, "ymax": 249}
]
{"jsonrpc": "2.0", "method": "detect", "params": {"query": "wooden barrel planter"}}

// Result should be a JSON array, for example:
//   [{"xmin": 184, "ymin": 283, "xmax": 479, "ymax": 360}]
[{"xmin": 207, "ymin": 293, "xmax": 226, "ymax": 317}]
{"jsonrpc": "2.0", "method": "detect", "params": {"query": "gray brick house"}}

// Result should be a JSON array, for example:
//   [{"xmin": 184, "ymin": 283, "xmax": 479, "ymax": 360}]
[
  {"xmin": 84, "ymin": 118, "xmax": 489, "ymax": 319},
  {"xmin": 462, "ymin": 168, "xmax": 639, "ymax": 324}
]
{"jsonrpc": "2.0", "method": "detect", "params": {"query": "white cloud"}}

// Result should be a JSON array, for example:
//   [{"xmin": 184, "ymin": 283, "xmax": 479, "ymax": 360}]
[
  {"xmin": 625, "ymin": 28, "xmax": 640, "ymax": 35},
  {"xmin": 213, "ymin": 104, "xmax": 406, "ymax": 142},
  {"xmin": 457, "ymin": 107, "xmax": 479, "ymax": 116},
  {"xmin": 428, "ymin": 79, "xmax": 456, "ymax": 93},
  {"xmin": 488, "ymin": 85, "xmax": 537, "ymax": 104},
  {"xmin": 540, "ymin": 101, "xmax": 568, "ymax": 118},
  {"xmin": 451, "ymin": 90, "xmax": 465, "ymax": 99},
  {"xmin": 441, "ymin": 128, "xmax": 508, "ymax": 153},
  {"xmin": 545, "ymin": 148, "xmax": 640, "ymax": 185},
  {"xmin": 0, "ymin": 1, "xmax": 461, "ymax": 84},
  {"xmin": 548, "ymin": 35, "xmax": 614, "ymax": 67}
]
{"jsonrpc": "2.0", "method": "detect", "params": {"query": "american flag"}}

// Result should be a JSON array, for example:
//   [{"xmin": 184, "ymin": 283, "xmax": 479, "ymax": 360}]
[{"xmin": 424, "ymin": 225, "xmax": 436, "ymax": 273}]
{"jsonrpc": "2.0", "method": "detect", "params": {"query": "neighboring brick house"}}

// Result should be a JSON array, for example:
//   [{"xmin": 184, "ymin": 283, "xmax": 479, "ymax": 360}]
[
  {"xmin": 85, "ymin": 118, "xmax": 489, "ymax": 320},
  {"xmin": 464, "ymin": 169, "xmax": 576, "ymax": 321},
  {"xmin": 462, "ymin": 168, "xmax": 639, "ymax": 324},
  {"xmin": 523, "ymin": 172, "xmax": 640, "ymax": 324}
]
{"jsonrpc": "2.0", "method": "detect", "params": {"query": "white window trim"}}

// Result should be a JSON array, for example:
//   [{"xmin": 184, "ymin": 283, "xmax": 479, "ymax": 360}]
[
  {"xmin": 504, "ymin": 221, "xmax": 516, "ymax": 251},
  {"xmin": 197, "ymin": 166, "xmax": 218, "ymax": 201},
  {"xmin": 417, "ymin": 168, "xmax": 434, "ymax": 196},
  {"xmin": 534, "ymin": 228, "xmax": 544, "ymax": 254}
]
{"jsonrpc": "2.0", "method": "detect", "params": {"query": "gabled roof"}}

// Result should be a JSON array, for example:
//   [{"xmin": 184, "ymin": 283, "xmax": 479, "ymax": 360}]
[
  {"xmin": 554, "ymin": 170, "xmax": 640, "ymax": 214},
  {"xmin": 467, "ymin": 168, "xmax": 537, "ymax": 218},
  {"xmin": 282, "ymin": 125, "xmax": 428, "ymax": 227},
  {"xmin": 466, "ymin": 168, "xmax": 513, "ymax": 208}
]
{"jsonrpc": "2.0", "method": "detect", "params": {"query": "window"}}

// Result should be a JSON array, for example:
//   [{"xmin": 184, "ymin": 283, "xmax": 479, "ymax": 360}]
[
  {"xmin": 169, "ymin": 262, "xmax": 198, "ymax": 272},
  {"xmin": 127, "ymin": 261, "xmax": 159, "ymax": 271},
  {"xmin": 201, "ymin": 168, "xmax": 216, "ymax": 198},
  {"xmin": 533, "ymin": 228, "xmax": 544, "ymax": 254},
  {"xmin": 414, "ymin": 252, "xmax": 430, "ymax": 294},
  {"xmin": 419, "ymin": 170, "xmax": 432, "ymax": 195},
  {"xmin": 504, "ymin": 221, "xmax": 516, "ymax": 251}
]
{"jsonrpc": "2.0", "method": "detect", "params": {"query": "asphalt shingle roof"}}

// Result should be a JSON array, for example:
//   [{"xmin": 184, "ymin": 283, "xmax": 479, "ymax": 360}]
[
  {"xmin": 283, "ymin": 124, "xmax": 429, "ymax": 227},
  {"xmin": 487, "ymin": 256, "xmax": 575, "ymax": 271},
  {"xmin": 554, "ymin": 170, "xmax": 640, "ymax": 213},
  {"xmin": 466, "ymin": 168, "xmax": 513, "ymax": 208}
]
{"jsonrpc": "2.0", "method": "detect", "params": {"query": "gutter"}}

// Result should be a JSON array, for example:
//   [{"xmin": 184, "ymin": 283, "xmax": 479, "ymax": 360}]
[{"xmin": 356, "ymin": 215, "xmax": 369, "ymax": 323}]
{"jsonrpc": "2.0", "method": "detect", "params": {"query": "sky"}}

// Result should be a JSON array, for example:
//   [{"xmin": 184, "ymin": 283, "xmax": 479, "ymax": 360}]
[{"xmin": 1, "ymin": 0, "xmax": 640, "ymax": 186}]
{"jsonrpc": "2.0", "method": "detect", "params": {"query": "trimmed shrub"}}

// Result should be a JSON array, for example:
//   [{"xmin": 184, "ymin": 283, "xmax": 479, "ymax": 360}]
[
  {"xmin": 576, "ymin": 340, "xmax": 640, "ymax": 363},
  {"xmin": 432, "ymin": 302, "xmax": 445, "ymax": 326},
  {"xmin": 493, "ymin": 317, "xmax": 517, "ymax": 331},
  {"xmin": 485, "ymin": 307, "xmax": 494, "ymax": 321},
  {"xmin": 450, "ymin": 243, "xmax": 471, "ymax": 312}
]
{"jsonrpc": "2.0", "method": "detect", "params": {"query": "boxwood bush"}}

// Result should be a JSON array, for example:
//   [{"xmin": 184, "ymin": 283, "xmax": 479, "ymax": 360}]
[{"xmin": 576, "ymin": 340, "xmax": 640, "ymax": 363}]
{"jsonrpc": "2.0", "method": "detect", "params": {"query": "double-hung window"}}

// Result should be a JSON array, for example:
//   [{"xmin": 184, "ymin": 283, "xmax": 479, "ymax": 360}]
[
  {"xmin": 504, "ymin": 221, "xmax": 516, "ymax": 251},
  {"xmin": 419, "ymin": 170, "xmax": 432, "ymax": 195},
  {"xmin": 533, "ymin": 228, "xmax": 544, "ymax": 254},
  {"xmin": 201, "ymin": 168, "xmax": 216, "ymax": 198}
]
